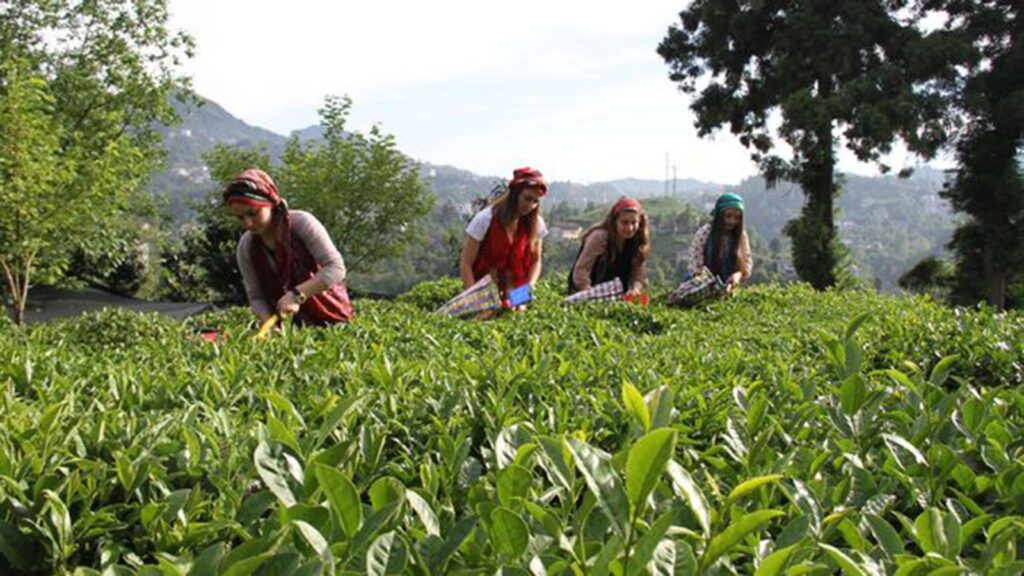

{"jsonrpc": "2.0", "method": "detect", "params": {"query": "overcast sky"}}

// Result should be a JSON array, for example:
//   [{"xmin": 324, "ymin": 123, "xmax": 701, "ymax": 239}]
[{"xmin": 168, "ymin": 1, "xmax": 932, "ymax": 185}]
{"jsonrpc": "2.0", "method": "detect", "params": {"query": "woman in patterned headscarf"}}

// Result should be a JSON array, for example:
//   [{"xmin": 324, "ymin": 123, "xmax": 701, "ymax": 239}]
[
  {"xmin": 568, "ymin": 196, "xmax": 650, "ymax": 298},
  {"xmin": 687, "ymin": 192, "xmax": 752, "ymax": 292},
  {"xmin": 459, "ymin": 167, "xmax": 550, "ymax": 296},
  {"xmin": 223, "ymin": 168, "xmax": 353, "ymax": 326}
]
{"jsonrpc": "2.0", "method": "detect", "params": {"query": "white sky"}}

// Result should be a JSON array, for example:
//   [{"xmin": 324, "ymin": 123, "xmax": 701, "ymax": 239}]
[{"xmin": 168, "ymin": 1, "xmax": 939, "ymax": 185}]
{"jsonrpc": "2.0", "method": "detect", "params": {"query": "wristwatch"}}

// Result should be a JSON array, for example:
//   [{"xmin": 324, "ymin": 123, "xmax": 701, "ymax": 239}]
[{"xmin": 290, "ymin": 288, "xmax": 307, "ymax": 305}]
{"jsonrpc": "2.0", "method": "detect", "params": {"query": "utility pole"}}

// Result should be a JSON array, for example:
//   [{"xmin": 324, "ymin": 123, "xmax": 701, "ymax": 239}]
[
  {"xmin": 664, "ymin": 152, "xmax": 670, "ymax": 196},
  {"xmin": 672, "ymin": 164, "xmax": 677, "ymax": 196}
]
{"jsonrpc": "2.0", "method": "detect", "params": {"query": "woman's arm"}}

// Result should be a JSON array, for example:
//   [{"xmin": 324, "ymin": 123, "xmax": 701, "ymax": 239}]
[
  {"xmin": 687, "ymin": 225, "xmax": 708, "ymax": 277},
  {"xmin": 738, "ymin": 230, "xmax": 753, "ymax": 280},
  {"xmin": 236, "ymin": 236, "xmax": 274, "ymax": 320},
  {"xmin": 293, "ymin": 212, "xmax": 346, "ymax": 288},
  {"xmin": 629, "ymin": 254, "xmax": 647, "ymax": 295},
  {"xmin": 459, "ymin": 236, "xmax": 481, "ymax": 289},
  {"xmin": 572, "ymin": 231, "xmax": 606, "ymax": 292},
  {"xmin": 528, "ymin": 240, "xmax": 543, "ymax": 287},
  {"xmin": 275, "ymin": 212, "xmax": 345, "ymax": 314}
]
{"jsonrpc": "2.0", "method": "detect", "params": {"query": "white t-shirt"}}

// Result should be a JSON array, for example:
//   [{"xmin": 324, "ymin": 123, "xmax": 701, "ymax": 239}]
[{"xmin": 465, "ymin": 207, "xmax": 548, "ymax": 241}]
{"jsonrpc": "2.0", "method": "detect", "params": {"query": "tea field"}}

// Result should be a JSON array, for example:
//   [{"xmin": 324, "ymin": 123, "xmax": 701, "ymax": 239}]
[{"xmin": 1, "ymin": 281, "xmax": 1022, "ymax": 575}]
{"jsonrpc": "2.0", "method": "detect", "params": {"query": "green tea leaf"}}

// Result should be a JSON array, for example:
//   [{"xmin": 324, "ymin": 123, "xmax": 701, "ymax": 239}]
[
  {"xmin": 291, "ymin": 520, "xmax": 334, "ymax": 576},
  {"xmin": 666, "ymin": 460, "xmax": 711, "ymax": 537},
  {"xmin": 315, "ymin": 464, "xmax": 362, "ymax": 538},
  {"xmin": 645, "ymin": 386, "xmax": 674, "ymax": 431},
  {"xmin": 725, "ymin": 474, "xmax": 784, "ymax": 507},
  {"xmin": 625, "ymin": 429, "xmax": 677, "ymax": 510},
  {"xmin": 754, "ymin": 543, "xmax": 799, "ymax": 576},
  {"xmin": 840, "ymin": 374, "xmax": 867, "ymax": 415},
  {"xmin": 368, "ymin": 477, "xmax": 405, "ymax": 512},
  {"xmin": 929, "ymin": 356, "xmax": 960, "ymax": 387},
  {"xmin": 566, "ymin": 437, "xmax": 630, "ymax": 538},
  {"xmin": 819, "ymin": 543, "xmax": 868, "ymax": 576},
  {"xmin": 405, "ymin": 489, "xmax": 440, "ymax": 537},
  {"xmin": 366, "ymin": 531, "xmax": 407, "ymax": 576},
  {"xmin": 701, "ymin": 510, "xmax": 783, "ymax": 569},
  {"xmin": 490, "ymin": 507, "xmax": 529, "ymax": 559},
  {"xmin": 623, "ymin": 382, "xmax": 651, "ymax": 432},
  {"xmin": 254, "ymin": 440, "xmax": 297, "ymax": 507},
  {"xmin": 864, "ymin": 513, "xmax": 905, "ymax": 558},
  {"xmin": 497, "ymin": 464, "xmax": 532, "ymax": 509}
]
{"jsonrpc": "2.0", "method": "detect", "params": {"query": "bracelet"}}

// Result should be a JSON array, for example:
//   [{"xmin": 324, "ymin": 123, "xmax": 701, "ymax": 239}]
[{"xmin": 290, "ymin": 288, "xmax": 307, "ymax": 305}]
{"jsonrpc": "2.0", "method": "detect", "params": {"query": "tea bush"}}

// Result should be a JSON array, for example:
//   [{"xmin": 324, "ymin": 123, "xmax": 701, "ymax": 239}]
[{"xmin": 0, "ymin": 283, "xmax": 1021, "ymax": 574}]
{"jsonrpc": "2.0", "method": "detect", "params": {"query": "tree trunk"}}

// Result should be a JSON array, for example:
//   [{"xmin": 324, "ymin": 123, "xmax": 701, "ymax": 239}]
[
  {"xmin": 983, "ymin": 240, "xmax": 1007, "ymax": 310},
  {"xmin": 1, "ymin": 257, "xmax": 31, "ymax": 325}
]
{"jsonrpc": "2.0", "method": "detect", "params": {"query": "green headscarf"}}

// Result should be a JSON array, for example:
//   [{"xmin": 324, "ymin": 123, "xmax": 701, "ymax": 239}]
[{"xmin": 713, "ymin": 193, "xmax": 745, "ymax": 216}]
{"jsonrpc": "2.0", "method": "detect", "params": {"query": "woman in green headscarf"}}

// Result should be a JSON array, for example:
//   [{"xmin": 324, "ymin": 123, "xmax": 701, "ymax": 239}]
[{"xmin": 686, "ymin": 192, "xmax": 752, "ymax": 292}]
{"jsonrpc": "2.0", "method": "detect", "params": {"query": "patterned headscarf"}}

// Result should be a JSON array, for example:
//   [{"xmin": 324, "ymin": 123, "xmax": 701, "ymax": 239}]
[{"xmin": 223, "ymin": 169, "xmax": 281, "ymax": 208}]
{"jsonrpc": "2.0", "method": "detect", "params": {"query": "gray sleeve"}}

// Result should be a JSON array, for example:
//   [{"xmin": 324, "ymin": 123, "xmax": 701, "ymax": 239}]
[
  {"xmin": 291, "ymin": 211, "xmax": 347, "ymax": 286},
  {"xmin": 236, "ymin": 234, "xmax": 273, "ymax": 317}
]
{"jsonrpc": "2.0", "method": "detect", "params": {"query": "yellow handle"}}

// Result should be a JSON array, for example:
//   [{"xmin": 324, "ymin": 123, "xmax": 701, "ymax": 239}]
[{"xmin": 255, "ymin": 314, "xmax": 279, "ymax": 341}]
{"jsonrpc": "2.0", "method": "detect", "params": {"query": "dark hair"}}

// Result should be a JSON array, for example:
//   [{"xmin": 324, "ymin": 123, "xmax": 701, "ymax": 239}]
[
  {"xmin": 707, "ymin": 209, "xmax": 745, "ymax": 275},
  {"xmin": 582, "ymin": 204, "xmax": 651, "ymax": 266},
  {"xmin": 491, "ymin": 185, "xmax": 543, "ymax": 249}
]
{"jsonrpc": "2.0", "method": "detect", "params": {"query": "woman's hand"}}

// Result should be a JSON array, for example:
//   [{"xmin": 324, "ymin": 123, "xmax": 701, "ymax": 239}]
[
  {"xmin": 725, "ymin": 272, "xmax": 743, "ymax": 293},
  {"xmin": 276, "ymin": 292, "xmax": 302, "ymax": 316},
  {"xmin": 625, "ymin": 288, "xmax": 641, "ymax": 299}
]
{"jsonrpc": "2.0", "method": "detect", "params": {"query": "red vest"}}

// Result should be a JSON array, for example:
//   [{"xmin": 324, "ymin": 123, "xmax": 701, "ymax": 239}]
[
  {"xmin": 471, "ymin": 207, "xmax": 535, "ymax": 292},
  {"xmin": 250, "ymin": 228, "xmax": 354, "ymax": 325}
]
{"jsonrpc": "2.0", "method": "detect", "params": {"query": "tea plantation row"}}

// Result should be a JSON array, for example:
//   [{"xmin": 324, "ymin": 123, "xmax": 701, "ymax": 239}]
[{"xmin": 0, "ymin": 281, "xmax": 1021, "ymax": 574}]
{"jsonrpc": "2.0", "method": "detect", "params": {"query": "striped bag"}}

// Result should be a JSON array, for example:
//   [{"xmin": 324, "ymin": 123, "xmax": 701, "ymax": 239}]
[{"xmin": 434, "ymin": 276, "xmax": 502, "ymax": 318}]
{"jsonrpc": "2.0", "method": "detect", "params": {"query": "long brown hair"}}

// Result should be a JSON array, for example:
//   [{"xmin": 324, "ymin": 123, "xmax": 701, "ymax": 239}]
[
  {"xmin": 581, "ymin": 201, "xmax": 651, "ymax": 265},
  {"xmin": 491, "ymin": 185, "xmax": 542, "ymax": 250}
]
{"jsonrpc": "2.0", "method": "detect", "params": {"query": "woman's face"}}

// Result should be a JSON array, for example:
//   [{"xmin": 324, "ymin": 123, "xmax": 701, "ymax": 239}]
[
  {"xmin": 614, "ymin": 210, "xmax": 640, "ymax": 240},
  {"xmin": 228, "ymin": 203, "xmax": 273, "ymax": 235},
  {"xmin": 722, "ymin": 207, "xmax": 742, "ymax": 232},
  {"xmin": 516, "ymin": 187, "xmax": 543, "ymax": 216}
]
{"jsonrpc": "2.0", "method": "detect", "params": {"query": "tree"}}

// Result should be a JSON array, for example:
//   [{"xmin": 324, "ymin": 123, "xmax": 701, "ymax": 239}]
[
  {"xmin": 658, "ymin": 1, "xmax": 956, "ymax": 289},
  {"xmin": 278, "ymin": 96, "xmax": 434, "ymax": 272},
  {"xmin": 925, "ymin": 0, "xmax": 1023, "ymax": 310},
  {"xmin": 0, "ymin": 66, "xmax": 69, "ymax": 323},
  {"xmin": 0, "ymin": 0, "xmax": 193, "ymax": 322}
]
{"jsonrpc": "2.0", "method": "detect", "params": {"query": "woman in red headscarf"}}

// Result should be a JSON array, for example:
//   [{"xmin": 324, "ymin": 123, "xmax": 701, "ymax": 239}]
[
  {"xmin": 568, "ymin": 197, "xmax": 650, "ymax": 298},
  {"xmin": 459, "ymin": 167, "xmax": 549, "ymax": 295},
  {"xmin": 223, "ymin": 168, "xmax": 354, "ymax": 326}
]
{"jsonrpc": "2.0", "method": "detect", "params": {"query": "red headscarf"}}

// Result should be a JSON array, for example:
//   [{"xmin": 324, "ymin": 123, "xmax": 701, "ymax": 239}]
[
  {"xmin": 612, "ymin": 197, "xmax": 642, "ymax": 214},
  {"xmin": 224, "ymin": 169, "xmax": 281, "ymax": 208},
  {"xmin": 509, "ymin": 167, "xmax": 547, "ymax": 196},
  {"xmin": 224, "ymin": 168, "xmax": 353, "ymax": 324}
]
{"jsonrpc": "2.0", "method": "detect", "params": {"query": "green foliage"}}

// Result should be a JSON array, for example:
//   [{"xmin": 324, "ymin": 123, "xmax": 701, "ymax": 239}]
[
  {"xmin": 0, "ymin": 0, "xmax": 193, "ymax": 321},
  {"xmin": 395, "ymin": 276, "xmax": 464, "ymax": 311},
  {"xmin": 899, "ymin": 256, "xmax": 955, "ymax": 298},
  {"xmin": 658, "ymin": 0, "xmax": 955, "ymax": 290},
  {"xmin": 1, "ymin": 285, "xmax": 1022, "ymax": 573},
  {"xmin": 924, "ymin": 0, "xmax": 1023, "ymax": 310},
  {"xmin": 278, "ymin": 95, "xmax": 434, "ymax": 272}
]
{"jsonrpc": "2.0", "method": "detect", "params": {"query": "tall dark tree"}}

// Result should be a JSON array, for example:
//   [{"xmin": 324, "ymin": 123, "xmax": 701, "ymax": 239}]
[
  {"xmin": 927, "ymin": 0, "xmax": 1023, "ymax": 310},
  {"xmin": 658, "ymin": 1, "xmax": 957, "ymax": 289}
]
